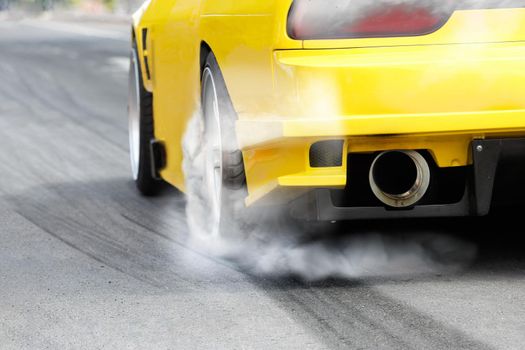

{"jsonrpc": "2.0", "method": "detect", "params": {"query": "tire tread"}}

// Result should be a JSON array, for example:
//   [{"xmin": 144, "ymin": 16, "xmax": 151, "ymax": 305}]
[{"xmin": 132, "ymin": 43, "xmax": 164, "ymax": 196}]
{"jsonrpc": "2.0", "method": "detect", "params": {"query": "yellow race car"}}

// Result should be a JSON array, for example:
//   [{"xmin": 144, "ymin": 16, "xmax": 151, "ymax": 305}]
[{"xmin": 128, "ymin": 0, "xmax": 525, "ymax": 236}]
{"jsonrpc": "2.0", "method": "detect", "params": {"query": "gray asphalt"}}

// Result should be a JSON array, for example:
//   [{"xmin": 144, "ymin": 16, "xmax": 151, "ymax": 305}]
[{"xmin": 0, "ymin": 18, "xmax": 524, "ymax": 350}]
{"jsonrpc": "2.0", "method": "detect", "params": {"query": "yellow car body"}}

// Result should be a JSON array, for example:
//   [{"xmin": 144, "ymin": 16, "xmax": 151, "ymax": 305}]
[{"xmin": 131, "ymin": 0, "xmax": 525, "ymax": 218}]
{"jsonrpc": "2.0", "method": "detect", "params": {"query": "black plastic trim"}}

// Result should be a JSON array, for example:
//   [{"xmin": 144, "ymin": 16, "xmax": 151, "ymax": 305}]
[
  {"xmin": 309, "ymin": 140, "xmax": 344, "ymax": 168},
  {"xmin": 149, "ymin": 139, "xmax": 166, "ymax": 180},
  {"xmin": 290, "ymin": 138, "xmax": 525, "ymax": 221},
  {"xmin": 141, "ymin": 28, "xmax": 151, "ymax": 80}
]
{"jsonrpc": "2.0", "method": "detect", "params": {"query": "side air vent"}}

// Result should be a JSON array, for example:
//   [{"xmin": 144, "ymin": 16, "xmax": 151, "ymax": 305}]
[
  {"xmin": 310, "ymin": 140, "xmax": 345, "ymax": 168},
  {"xmin": 141, "ymin": 28, "xmax": 151, "ymax": 80}
]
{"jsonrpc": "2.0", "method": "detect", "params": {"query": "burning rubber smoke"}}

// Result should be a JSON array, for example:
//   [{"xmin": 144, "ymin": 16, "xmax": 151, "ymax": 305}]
[
  {"xmin": 177, "ymin": 0, "xmax": 513, "ymax": 280},
  {"xmin": 182, "ymin": 111, "xmax": 477, "ymax": 282}
]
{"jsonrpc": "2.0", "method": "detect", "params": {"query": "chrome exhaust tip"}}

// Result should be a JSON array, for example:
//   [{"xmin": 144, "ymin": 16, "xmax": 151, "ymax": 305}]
[{"xmin": 369, "ymin": 150, "xmax": 431, "ymax": 208}]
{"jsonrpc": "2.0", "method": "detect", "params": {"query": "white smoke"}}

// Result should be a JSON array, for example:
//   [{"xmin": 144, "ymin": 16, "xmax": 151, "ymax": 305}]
[
  {"xmin": 182, "ymin": 111, "xmax": 477, "ymax": 281},
  {"xmin": 178, "ymin": 0, "xmax": 516, "ymax": 280}
]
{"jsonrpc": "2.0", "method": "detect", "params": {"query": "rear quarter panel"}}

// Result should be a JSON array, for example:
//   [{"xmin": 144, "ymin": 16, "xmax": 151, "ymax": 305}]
[
  {"xmin": 135, "ymin": 0, "xmax": 202, "ymax": 191},
  {"xmin": 134, "ymin": 0, "xmax": 298, "ymax": 192},
  {"xmin": 199, "ymin": 0, "xmax": 299, "ymax": 119}
]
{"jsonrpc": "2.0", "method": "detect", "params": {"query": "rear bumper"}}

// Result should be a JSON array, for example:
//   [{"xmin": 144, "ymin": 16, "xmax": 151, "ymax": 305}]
[
  {"xmin": 239, "ymin": 119, "xmax": 525, "ymax": 206},
  {"xmin": 238, "ymin": 41, "xmax": 525, "ymax": 206},
  {"xmin": 289, "ymin": 138, "xmax": 525, "ymax": 221},
  {"xmin": 237, "ymin": 109, "xmax": 525, "ymax": 149}
]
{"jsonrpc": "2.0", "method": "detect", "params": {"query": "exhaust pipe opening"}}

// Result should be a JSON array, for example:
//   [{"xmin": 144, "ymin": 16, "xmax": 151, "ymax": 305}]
[{"xmin": 369, "ymin": 150, "xmax": 431, "ymax": 208}]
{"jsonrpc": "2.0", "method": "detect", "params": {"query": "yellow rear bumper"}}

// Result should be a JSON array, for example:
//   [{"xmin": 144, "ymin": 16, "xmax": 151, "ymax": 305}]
[
  {"xmin": 238, "ymin": 110, "xmax": 525, "ymax": 147},
  {"xmin": 238, "ymin": 42, "xmax": 525, "ymax": 206}
]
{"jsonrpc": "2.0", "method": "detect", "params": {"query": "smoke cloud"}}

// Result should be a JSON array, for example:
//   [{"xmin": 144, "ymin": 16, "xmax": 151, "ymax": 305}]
[
  {"xmin": 177, "ymin": 0, "xmax": 518, "ymax": 280},
  {"xmin": 182, "ymin": 111, "xmax": 477, "ymax": 282}
]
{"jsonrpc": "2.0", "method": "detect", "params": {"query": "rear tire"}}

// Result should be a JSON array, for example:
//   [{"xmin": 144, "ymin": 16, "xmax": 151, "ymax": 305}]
[
  {"xmin": 184, "ymin": 52, "xmax": 249, "ymax": 242},
  {"xmin": 128, "ymin": 43, "xmax": 163, "ymax": 196}
]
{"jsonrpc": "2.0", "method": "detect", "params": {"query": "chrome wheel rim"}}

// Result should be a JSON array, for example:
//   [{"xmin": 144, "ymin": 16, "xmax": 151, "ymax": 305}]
[
  {"xmin": 128, "ymin": 49, "xmax": 141, "ymax": 181},
  {"xmin": 202, "ymin": 67, "xmax": 223, "ymax": 237}
]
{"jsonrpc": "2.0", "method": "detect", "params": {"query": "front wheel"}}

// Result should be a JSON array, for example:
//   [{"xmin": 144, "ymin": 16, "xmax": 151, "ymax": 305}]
[{"xmin": 128, "ymin": 44, "xmax": 163, "ymax": 196}]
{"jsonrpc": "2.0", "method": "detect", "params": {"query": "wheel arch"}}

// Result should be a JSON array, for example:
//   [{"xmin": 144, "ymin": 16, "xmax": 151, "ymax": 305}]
[
  {"xmin": 200, "ymin": 41, "xmax": 212, "ymax": 79},
  {"xmin": 198, "ymin": 41, "xmax": 238, "ymax": 114}
]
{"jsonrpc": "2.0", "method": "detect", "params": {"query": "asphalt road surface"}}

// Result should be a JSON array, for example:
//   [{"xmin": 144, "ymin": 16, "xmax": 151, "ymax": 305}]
[{"xmin": 1, "ymin": 18, "xmax": 524, "ymax": 350}]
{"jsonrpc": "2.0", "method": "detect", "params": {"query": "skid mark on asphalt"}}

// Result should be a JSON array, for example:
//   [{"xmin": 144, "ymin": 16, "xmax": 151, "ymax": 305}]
[
  {"xmin": 258, "ymin": 283, "xmax": 494, "ymax": 350},
  {"xmin": 15, "ymin": 209, "xmax": 161, "ymax": 288},
  {"xmin": 12, "ymin": 62, "xmax": 127, "ymax": 150},
  {"xmin": 0, "ymin": 37, "xmax": 129, "ymax": 139},
  {"xmin": 6, "ymin": 179, "xmax": 254, "ymax": 291},
  {"xmin": 11, "ymin": 189, "xmax": 191, "ymax": 290},
  {"xmin": 119, "ymin": 211, "xmax": 248, "ymax": 277}
]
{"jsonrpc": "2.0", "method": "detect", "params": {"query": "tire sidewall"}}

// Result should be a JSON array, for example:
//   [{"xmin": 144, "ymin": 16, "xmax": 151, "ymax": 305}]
[
  {"xmin": 129, "ymin": 43, "xmax": 163, "ymax": 196},
  {"xmin": 202, "ymin": 53, "xmax": 248, "ymax": 241}
]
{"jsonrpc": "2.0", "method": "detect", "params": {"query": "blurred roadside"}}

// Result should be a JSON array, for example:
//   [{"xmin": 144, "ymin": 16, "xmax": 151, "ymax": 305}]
[{"xmin": 0, "ymin": 0, "xmax": 140, "ymax": 22}]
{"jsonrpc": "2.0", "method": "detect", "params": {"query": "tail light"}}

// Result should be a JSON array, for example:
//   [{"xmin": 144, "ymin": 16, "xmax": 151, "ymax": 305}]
[
  {"xmin": 288, "ymin": 1, "xmax": 452, "ymax": 40},
  {"xmin": 349, "ymin": 6, "xmax": 446, "ymax": 36},
  {"xmin": 288, "ymin": 0, "xmax": 525, "ymax": 40}
]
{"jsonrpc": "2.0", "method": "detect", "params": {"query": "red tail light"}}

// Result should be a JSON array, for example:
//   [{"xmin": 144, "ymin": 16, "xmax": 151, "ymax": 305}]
[
  {"xmin": 288, "ymin": 1, "xmax": 451, "ymax": 40},
  {"xmin": 349, "ymin": 6, "xmax": 446, "ymax": 37},
  {"xmin": 288, "ymin": 0, "xmax": 525, "ymax": 40}
]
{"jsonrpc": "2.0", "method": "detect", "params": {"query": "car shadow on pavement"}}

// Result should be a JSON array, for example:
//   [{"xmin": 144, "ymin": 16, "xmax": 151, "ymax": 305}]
[
  {"xmin": 6, "ymin": 177, "xmax": 525, "ymax": 348},
  {"xmin": 5, "ymin": 178, "xmax": 195, "ymax": 290},
  {"xmin": 246, "ymin": 214, "xmax": 524, "ymax": 350},
  {"xmin": 6, "ymin": 178, "xmax": 525, "ymax": 287}
]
